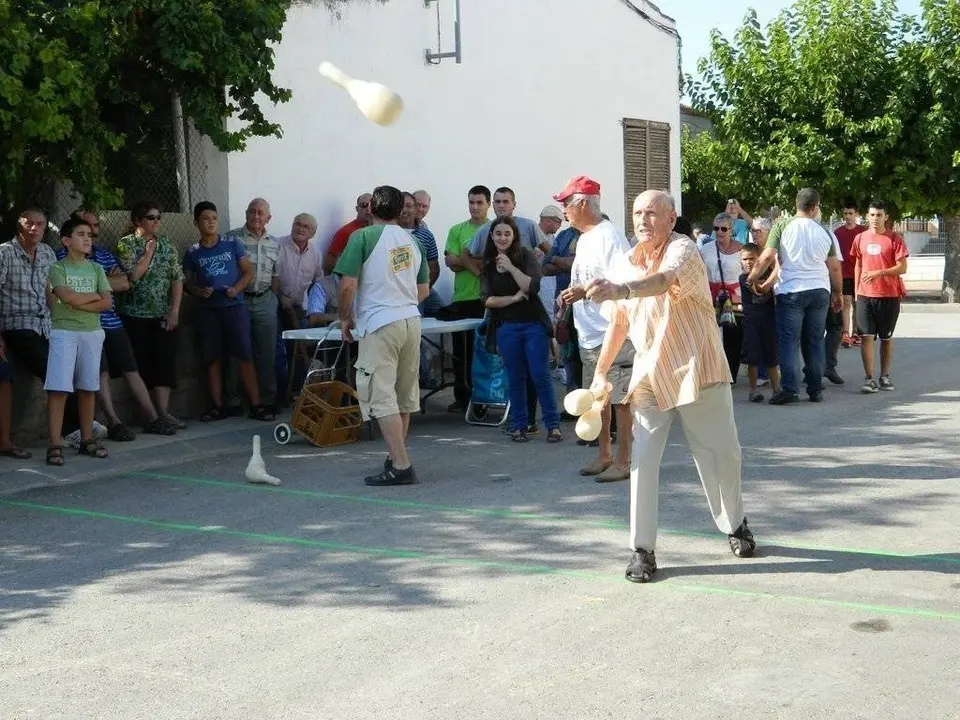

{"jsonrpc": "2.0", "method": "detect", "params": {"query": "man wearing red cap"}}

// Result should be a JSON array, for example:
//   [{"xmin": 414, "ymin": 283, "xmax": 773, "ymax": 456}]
[{"xmin": 556, "ymin": 176, "xmax": 634, "ymax": 482}]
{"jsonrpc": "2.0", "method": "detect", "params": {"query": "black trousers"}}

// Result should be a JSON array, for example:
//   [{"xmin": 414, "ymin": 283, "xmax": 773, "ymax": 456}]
[
  {"xmin": 825, "ymin": 307, "xmax": 843, "ymax": 374},
  {"xmin": 3, "ymin": 329, "xmax": 79, "ymax": 435},
  {"xmin": 722, "ymin": 319, "xmax": 743, "ymax": 383}
]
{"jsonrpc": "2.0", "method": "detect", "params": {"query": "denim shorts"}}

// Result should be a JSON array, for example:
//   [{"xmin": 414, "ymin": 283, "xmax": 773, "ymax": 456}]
[{"xmin": 44, "ymin": 329, "xmax": 106, "ymax": 393}]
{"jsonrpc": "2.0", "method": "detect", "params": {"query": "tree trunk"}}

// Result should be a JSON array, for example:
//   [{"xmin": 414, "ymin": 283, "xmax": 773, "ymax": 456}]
[{"xmin": 941, "ymin": 215, "xmax": 960, "ymax": 303}]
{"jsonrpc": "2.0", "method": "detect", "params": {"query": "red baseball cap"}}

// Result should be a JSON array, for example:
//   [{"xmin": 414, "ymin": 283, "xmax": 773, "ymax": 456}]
[{"xmin": 553, "ymin": 175, "xmax": 601, "ymax": 202}]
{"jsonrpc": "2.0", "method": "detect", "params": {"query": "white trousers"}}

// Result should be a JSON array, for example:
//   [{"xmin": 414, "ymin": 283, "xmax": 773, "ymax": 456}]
[{"xmin": 629, "ymin": 382, "xmax": 745, "ymax": 551}]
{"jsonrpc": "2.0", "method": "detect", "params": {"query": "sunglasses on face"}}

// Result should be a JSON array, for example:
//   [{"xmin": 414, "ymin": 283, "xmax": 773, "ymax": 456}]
[
  {"xmin": 144, "ymin": 214, "xmax": 161, "ymax": 221},
  {"xmin": 714, "ymin": 226, "xmax": 729, "ymax": 232}
]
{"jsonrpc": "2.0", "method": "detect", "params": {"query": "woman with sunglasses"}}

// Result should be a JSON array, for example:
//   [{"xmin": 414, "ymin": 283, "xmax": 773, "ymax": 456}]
[
  {"xmin": 115, "ymin": 201, "xmax": 186, "ymax": 430},
  {"xmin": 700, "ymin": 212, "xmax": 744, "ymax": 382},
  {"xmin": 480, "ymin": 216, "xmax": 561, "ymax": 444}
]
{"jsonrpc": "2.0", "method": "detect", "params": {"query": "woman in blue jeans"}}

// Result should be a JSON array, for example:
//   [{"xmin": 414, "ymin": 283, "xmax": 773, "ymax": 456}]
[{"xmin": 480, "ymin": 217, "xmax": 561, "ymax": 443}]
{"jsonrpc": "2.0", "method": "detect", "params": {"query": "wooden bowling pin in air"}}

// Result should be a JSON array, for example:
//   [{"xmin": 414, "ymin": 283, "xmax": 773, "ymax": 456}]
[
  {"xmin": 246, "ymin": 435, "xmax": 281, "ymax": 486},
  {"xmin": 318, "ymin": 61, "xmax": 404, "ymax": 126}
]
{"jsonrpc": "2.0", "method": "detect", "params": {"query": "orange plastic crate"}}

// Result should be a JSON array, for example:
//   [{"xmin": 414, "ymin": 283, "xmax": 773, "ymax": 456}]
[{"xmin": 291, "ymin": 380, "xmax": 363, "ymax": 447}]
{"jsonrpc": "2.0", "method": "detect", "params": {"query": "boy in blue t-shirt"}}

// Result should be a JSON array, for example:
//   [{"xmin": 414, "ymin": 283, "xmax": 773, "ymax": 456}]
[{"xmin": 183, "ymin": 202, "xmax": 273, "ymax": 422}]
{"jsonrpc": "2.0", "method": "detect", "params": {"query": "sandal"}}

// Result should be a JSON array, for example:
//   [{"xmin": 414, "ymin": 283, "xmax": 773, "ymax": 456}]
[
  {"xmin": 143, "ymin": 416, "xmax": 177, "ymax": 435},
  {"xmin": 546, "ymin": 428, "xmax": 563, "ymax": 444},
  {"xmin": 78, "ymin": 438, "xmax": 108, "ymax": 459},
  {"xmin": 199, "ymin": 407, "xmax": 227, "ymax": 423},
  {"xmin": 508, "ymin": 428, "xmax": 528, "ymax": 443},
  {"xmin": 625, "ymin": 549, "xmax": 657, "ymax": 583},
  {"xmin": 0, "ymin": 447, "xmax": 32, "ymax": 460},
  {"xmin": 107, "ymin": 422, "xmax": 136, "ymax": 442},
  {"xmin": 45, "ymin": 445, "xmax": 64, "ymax": 466},
  {"xmin": 248, "ymin": 404, "xmax": 276, "ymax": 422}
]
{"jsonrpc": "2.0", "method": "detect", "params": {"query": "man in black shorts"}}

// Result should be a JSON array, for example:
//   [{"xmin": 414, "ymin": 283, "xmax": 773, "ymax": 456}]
[
  {"xmin": 62, "ymin": 211, "xmax": 176, "ymax": 441},
  {"xmin": 849, "ymin": 201, "xmax": 909, "ymax": 393}
]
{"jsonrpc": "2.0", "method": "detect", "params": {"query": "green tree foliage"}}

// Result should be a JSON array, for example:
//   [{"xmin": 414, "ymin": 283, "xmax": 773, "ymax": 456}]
[
  {"xmin": 0, "ymin": 0, "xmax": 385, "ymax": 230},
  {"xmin": 684, "ymin": 0, "xmax": 960, "ymax": 300}
]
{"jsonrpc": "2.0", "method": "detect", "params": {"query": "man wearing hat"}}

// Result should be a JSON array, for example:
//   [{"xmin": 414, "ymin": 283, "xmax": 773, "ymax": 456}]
[
  {"xmin": 538, "ymin": 205, "xmax": 564, "ymax": 246},
  {"xmin": 556, "ymin": 176, "xmax": 635, "ymax": 482}
]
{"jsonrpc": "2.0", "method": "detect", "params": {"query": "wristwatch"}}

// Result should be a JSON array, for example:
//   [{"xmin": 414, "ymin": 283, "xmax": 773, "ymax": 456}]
[{"xmin": 621, "ymin": 283, "xmax": 632, "ymax": 300}]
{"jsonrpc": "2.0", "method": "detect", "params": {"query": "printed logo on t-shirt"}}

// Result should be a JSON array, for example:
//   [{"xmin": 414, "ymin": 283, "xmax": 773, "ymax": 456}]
[
  {"xmin": 195, "ymin": 251, "xmax": 234, "ymax": 277},
  {"xmin": 66, "ymin": 273, "xmax": 95, "ymax": 293},
  {"xmin": 866, "ymin": 243, "xmax": 883, "ymax": 256},
  {"xmin": 389, "ymin": 245, "xmax": 413, "ymax": 274}
]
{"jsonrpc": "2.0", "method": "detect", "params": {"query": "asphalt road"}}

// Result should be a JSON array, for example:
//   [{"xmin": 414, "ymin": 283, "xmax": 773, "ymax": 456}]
[{"xmin": 1, "ymin": 307, "xmax": 959, "ymax": 719}]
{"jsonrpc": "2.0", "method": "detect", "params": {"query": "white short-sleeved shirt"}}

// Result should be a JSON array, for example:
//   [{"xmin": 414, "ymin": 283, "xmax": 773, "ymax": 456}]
[
  {"xmin": 570, "ymin": 220, "xmax": 633, "ymax": 349},
  {"xmin": 769, "ymin": 217, "xmax": 838, "ymax": 295}
]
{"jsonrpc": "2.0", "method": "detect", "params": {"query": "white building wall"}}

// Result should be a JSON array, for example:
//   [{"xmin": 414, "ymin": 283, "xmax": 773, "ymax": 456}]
[{"xmin": 226, "ymin": 0, "xmax": 680, "ymax": 301}]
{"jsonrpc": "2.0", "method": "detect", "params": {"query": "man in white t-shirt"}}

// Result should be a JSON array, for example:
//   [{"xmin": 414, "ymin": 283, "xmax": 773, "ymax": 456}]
[
  {"xmin": 557, "ymin": 175, "xmax": 634, "ymax": 482},
  {"xmin": 747, "ymin": 188, "xmax": 843, "ymax": 405},
  {"xmin": 335, "ymin": 185, "xmax": 430, "ymax": 486}
]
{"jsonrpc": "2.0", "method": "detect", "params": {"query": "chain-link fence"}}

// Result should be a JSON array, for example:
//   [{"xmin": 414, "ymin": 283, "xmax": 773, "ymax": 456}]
[{"xmin": 42, "ymin": 95, "xmax": 216, "ymax": 259}]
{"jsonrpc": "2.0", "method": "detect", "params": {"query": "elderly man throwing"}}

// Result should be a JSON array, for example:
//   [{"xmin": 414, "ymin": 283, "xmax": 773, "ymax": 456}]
[{"xmin": 586, "ymin": 190, "xmax": 755, "ymax": 583}]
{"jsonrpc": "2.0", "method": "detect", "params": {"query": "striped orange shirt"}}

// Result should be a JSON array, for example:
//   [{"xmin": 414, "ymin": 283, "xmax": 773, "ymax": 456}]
[{"xmin": 605, "ymin": 233, "xmax": 731, "ymax": 410}]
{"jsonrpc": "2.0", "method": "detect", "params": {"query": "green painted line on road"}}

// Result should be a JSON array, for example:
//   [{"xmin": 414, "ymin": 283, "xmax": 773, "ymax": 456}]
[
  {"xmin": 131, "ymin": 472, "xmax": 960, "ymax": 567},
  {"xmin": 3, "ymin": 498, "xmax": 959, "ymax": 624}
]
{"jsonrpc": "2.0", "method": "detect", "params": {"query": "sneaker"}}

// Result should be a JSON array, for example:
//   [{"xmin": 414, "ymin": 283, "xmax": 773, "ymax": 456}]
[
  {"xmin": 808, "ymin": 391, "xmax": 823, "ymax": 403},
  {"xmin": 625, "ymin": 549, "xmax": 657, "ymax": 583},
  {"xmin": 878, "ymin": 375, "xmax": 895, "ymax": 391},
  {"xmin": 728, "ymin": 518, "xmax": 756, "ymax": 557},
  {"xmin": 93, "ymin": 420, "xmax": 108, "ymax": 440},
  {"xmin": 63, "ymin": 429, "xmax": 82, "ymax": 449},
  {"xmin": 841, "ymin": 333, "xmax": 851, "ymax": 348},
  {"xmin": 160, "ymin": 412, "xmax": 187, "ymax": 430},
  {"xmin": 757, "ymin": 378, "xmax": 770, "ymax": 387},
  {"xmin": 824, "ymin": 369, "xmax": 845, "ymax": 385},
  {"xmin": 364, "ymin": 463, "xmax": 418, "ymax": 486},
  {"xmin": 861, "ymin": 378, "xmax": 879, "ymax": 394},
  {"xmin": 768, "ymin": 390, "xmax": 799, "ymax": 406}
]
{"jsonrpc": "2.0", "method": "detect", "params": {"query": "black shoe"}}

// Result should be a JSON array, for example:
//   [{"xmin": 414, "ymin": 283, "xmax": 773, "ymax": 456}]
[
  {"xmin": 769, "ymin": 391, "xmax": 799, "ymax": 405},
  {"xmin": 446, "ymin": 400, "xmax": 466, "ymax": 413},
  {"xmin": 808, "ymin": 391, "xmax": 823, "ymax": 402},
  {"xmin": 824, "ymin": 369, "xmax": 845, "ymax": 385},
  {"xmin": 625, "ymin": 549, "xmax": 657, "ymax": 583},
  {"xmin": 576, "ymin": 438, "xmax": 600, "ymax": 447},
  {"xmin": 560, "ymin": 411, "xmax": 578, "ymax": 423},
  {"xmin": 728, "ymin": 518, "xmax": 756, "ymax": 558},
  {"xmin": 364, "ymin": 464, "xmax": 418, "ymax": 486}
]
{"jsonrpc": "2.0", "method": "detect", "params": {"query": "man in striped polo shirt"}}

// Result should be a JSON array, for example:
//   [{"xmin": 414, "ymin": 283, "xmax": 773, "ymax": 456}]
[
  {"xmin": 61, "ymin": 211, "xmax": 174, "ymax": 442},
  {"xmin": 335, "ymin": 186, "xmax": 430, "ymax": 486},
  {"xmin": 585, "ymin": 190, "xmax": 756, "ymax": 584}
]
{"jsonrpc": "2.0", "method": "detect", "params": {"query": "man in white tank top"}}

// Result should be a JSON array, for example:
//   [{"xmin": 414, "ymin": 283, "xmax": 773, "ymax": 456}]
[
  {"xmin": 334, "ymin": 186, "xmax": 430, "ymax": 486},
  {"xmin": 746, "ymin": 188, "xmax": 843, "ymax": 405}
]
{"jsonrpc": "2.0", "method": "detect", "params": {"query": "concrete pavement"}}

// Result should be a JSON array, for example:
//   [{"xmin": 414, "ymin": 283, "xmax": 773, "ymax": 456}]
[{"xmin": 1, "ymin": 306, "xmax": 958, "ymax": 719}]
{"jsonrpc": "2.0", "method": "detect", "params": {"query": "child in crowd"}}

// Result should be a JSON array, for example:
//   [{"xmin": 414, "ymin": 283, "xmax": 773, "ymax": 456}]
[
  {"xmin": 45, "ymin": 218, "xmax": 112, "ymax": 465},
  {"xmin": 739, "ymin": 242, "xmax": 781, "ymax": 402}
]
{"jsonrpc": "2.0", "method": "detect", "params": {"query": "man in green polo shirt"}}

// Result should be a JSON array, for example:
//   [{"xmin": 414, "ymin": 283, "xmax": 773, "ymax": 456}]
[
  {"xmin": 335, "ymin": 185, "xmax": 430, "ymax": 486},
  {"xmin": 442, "ymin": 185, "xmax": 491, "ymax": 412}
]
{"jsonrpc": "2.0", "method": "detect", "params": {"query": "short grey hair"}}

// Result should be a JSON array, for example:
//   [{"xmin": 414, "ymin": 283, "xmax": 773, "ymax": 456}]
[
  {"xmin": 568, "ymin": 193, "xmax": 602, "ymax": 216},
  {"xmin": 635, "ymin": 190, "xmax": 676, "ymax": 213},
  {"xmin": 413, "ymin": 190, "xmax": 431, "ymax": 202},
  {"xmin": 713, "ymin": 212, "xmax": 733, "ymax": 226},
  {"xmin": 248, "ymin": 197, "xmax": 271, "ymax": 214},
  {"xmin": 294, "ymin": 212, "xmax": 317, "ymax": 228},
  {"xmin": 752, "ymin": 217, "xmax": 772, "ymax": 231}
]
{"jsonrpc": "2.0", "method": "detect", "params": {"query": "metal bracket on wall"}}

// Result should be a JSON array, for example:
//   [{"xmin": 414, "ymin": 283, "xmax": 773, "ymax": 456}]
[{"xmin": 424, "ymin": 0, "xmax": 461, "ymax": 64}]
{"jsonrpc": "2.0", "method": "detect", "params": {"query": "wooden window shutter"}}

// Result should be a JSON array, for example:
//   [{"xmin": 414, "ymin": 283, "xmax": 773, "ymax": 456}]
[{"xmin": 622, "ymin": 119, "xmax": 671, "ymax": 230}]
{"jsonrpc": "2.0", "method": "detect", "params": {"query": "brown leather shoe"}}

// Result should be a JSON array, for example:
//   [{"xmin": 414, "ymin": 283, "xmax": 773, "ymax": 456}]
[{"xmin": 580, "ymin": 459, "xmax": 612, "ymax": 476}]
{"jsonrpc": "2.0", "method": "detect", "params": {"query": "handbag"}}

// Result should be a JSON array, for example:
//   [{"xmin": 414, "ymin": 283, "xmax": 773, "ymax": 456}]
[{"xmin": 714, "ymin": 242, "xmax": 738, "ymax": 328}]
